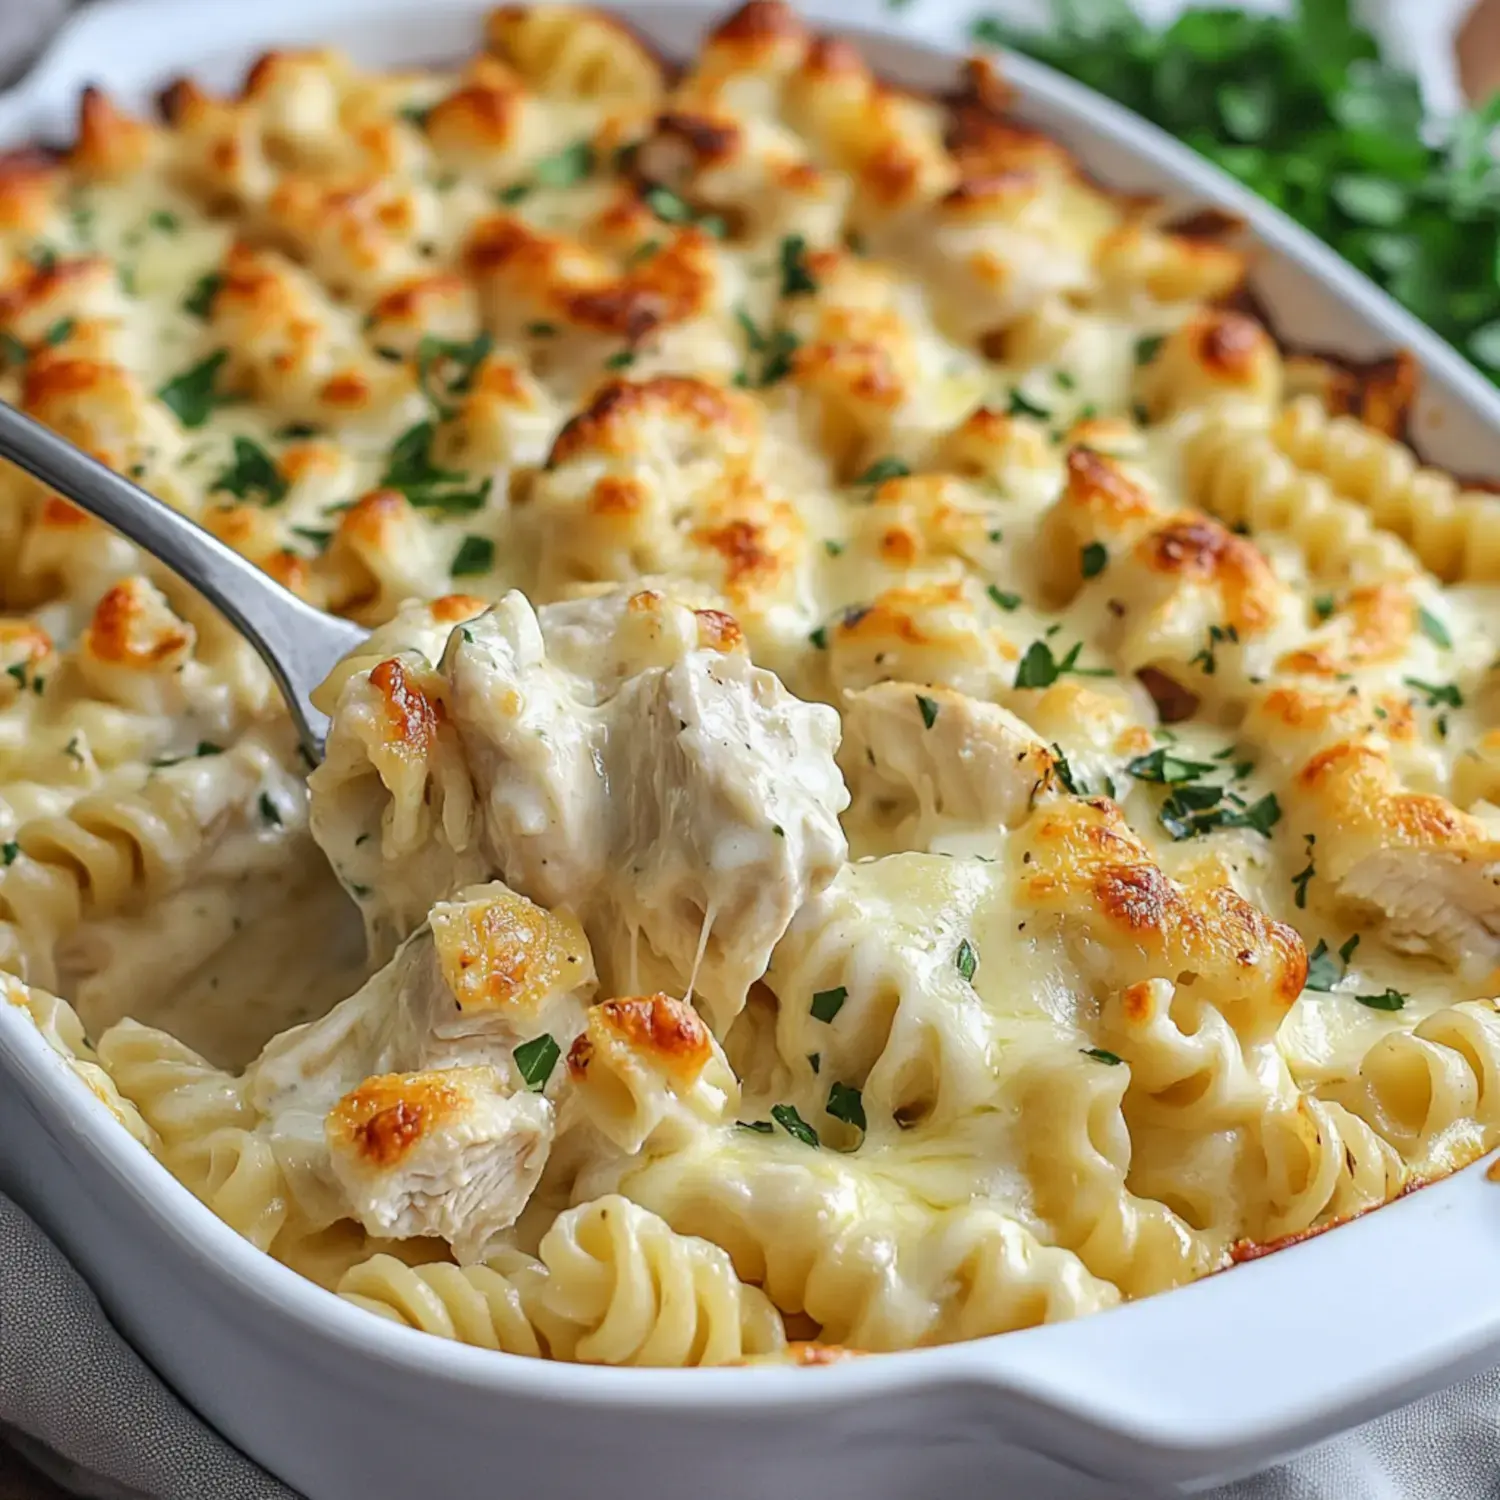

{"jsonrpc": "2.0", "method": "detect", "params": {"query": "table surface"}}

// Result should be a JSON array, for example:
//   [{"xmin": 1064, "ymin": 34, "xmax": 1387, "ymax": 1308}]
[{"xmin": 0, "ymin": 1443, "xmax": 69, "ymax": 1499}]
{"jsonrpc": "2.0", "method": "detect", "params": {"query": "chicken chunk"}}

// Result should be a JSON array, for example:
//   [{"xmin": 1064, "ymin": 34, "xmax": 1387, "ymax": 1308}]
[
  {"xmin": 1291, "ymin": 740, "xmax": 1500, "ymax": 976},
  {"xmin": 566, "ymin": 993, "xmax": 739, "ymax": 1153},
  {"xmin": 312, "ymin": 583, "xmax": 850, "ymax": 1032},
  {"xmin": 606, "ymin": 649, "xmax": 848, "ymax": 1031},
  {"xmin": 443, "ymin": 592, "xmax": 611, "ymax": 913},
  {"xmin": 840, "ymin": 681, "xmax": 1056, "ymax": 853},
  {"xmin": 246, "ymin": 881, "xmax": 595, "ymax": 1239},
  {"xmin": 326, "ymin": 1066, "xmax": 551, "ymax": 1263}
]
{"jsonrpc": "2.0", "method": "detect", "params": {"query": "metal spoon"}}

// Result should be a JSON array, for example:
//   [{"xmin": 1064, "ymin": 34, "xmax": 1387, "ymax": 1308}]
[{"xmin": 0, "ymin": 399, "xmax": 367, "ymax": 762}]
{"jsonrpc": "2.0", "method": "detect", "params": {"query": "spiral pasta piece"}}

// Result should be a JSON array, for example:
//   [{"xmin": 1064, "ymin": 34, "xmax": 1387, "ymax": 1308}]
[
  {"xmin": 484, "ymin": 5, "xmax": 663, "ymax": 101},
  {"xmin": 1181, "ymin": 415, "xmax": 1417, "ymax": 582},
  {"xmin": 532, "ymin": 1196, "xmax": 785, "ymax": 1367},
  {"xmin": 617, "ymin": 1140, "xmax": 1118, "ymax": 1351},
  {"xmin": 337, "ymin": 1251, "xmax": 546, "ymax": 1356},
  {"xmin": 0, "ymin": 737, "xmax": 302, "ymax": 987},
  {"xmin": 1257, "ymin": 1096, "xmax": 1406, "ymax": 1241},
  {"xmin": 1325, "ymin": 1000, "xmax": 1500, "ymax": 1177},
  {"xmin": 1016, "ymin": 1050, "xmax": 1215, "ymax": 1298},
  {"xmin": 1272, "ymin": 395, "xmax": 1500, "ymax": 582},
  {"xmin": 2, "ymin": 974, "xmax": 156, "ymax": 1150},
  {"xmin": 96, "ymin": 1018, "xmax": 289, "ymax": 1250}
]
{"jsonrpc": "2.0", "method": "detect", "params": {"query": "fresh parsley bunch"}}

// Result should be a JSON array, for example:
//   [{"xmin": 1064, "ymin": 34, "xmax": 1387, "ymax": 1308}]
[{"xmin": 973, "ymin": 0, "xmax": 1500, "ymax": 380}]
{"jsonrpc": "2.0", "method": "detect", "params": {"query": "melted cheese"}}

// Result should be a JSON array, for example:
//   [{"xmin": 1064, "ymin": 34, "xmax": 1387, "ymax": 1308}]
[{"xmin": 7, "ymin": 0, "xmax": 1500, "ymax": 1366}]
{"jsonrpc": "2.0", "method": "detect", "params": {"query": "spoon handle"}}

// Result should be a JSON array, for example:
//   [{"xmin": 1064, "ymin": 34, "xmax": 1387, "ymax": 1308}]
[{"xmin": 0, "ymin": 399, "xmax": 366, "ymax": 762}]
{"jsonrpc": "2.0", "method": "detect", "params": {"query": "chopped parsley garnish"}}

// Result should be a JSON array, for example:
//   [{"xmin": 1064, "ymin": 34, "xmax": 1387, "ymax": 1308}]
[
  {"xmin": 415, "ymin": 331, "xmax": 493, "ymax": 418},
  {"xmin": 497, "ymin": 140, "xmax": 594, "ymax": 203},
  {"xmin": 733, "ymin": 308, "xmax": 798, "ymax": 387},
  {"xmin": 451, "ymin": 535, "xmax": 495, "ymax": 577},
  {"xmin": 1158, "ymin": 783, "xmax": 1226, "ymax": 839},
  {"xmin": 1221, "ymin": 790, "xmax": 1283, "ymax": 837},
  {"xmin": 64, "ymin": 735, "xmax": 84, "ymax": 766},
  {"xmin": 1080, "ymin": 541, "xmax": 1107, "ymax": 579},
  {"xmin": 513, "ymin": 1033, "xmax": 561, "ymax": 1090},
  {"xmin": 152, "ymin": 740, "xmax": 227, "ymax": 768},
  {"xmin": 1354, "ymin": 987, "xmax": 1407, "ymax": 1012},
  {"xmin": 1055, "ymin": 369, "xmax": 1077, "ymax": 390},
  {"xmin": 4, "ymin": 663, "xmax": 26, "ymax": 689},
  {"xmin": 156, "ymin": 349, "xmax": 229, "ymax": 428},
  {"xmin": 257, "ymin": 792, "xmax": 282, "ymax": 827},
  {"xmin": 975, "ymin": 2, "xmax": 1500, "ymax": 394},
  {"xmin": 737, "ymin": 1119, "xmax": 775, "ymax": 1134},
  {"xmin": 1304, "ymin": 939, "xmax": 1340, "ymax": 991},
  {"xmin": 1306, "ymin": 934, "xmax": 1359, "ymax": 991},
  {"xmin": 826, "ymin": 1082, "xmax": 866, "ymax": 1131},
  {"xmin": 399, "ymin": 103, "xmax": 431, "ymax": 129},
  {"xmin": 779, "ymin": 233, "xmax": 818, "ymax": 296},
  {"xmin": 1007, "ymin": 387, "xmax": 1051, "ymax": 420},
  {"xmin": 1291, "ymin": 833, "xmax": 1316, "ymax": 909},
  {"xmin": 0, "ymin": 332, "xmax": 27, "ymax": 367},
  {"xmin": 643, "ymin": 184, "xmax": 726, "ymax": 237},
  {"xmin": 290, "ymin": 526, "xmax": 333, "ymax": 552},
  {"xmin": 1189, "ymin": 623, "xmax": 1239, "ymax": 677},
  {"xmin": 381, "ymin": 421, "xmax": 492, "ymax": 514},
  {"xmin": 1313, "ymin": 593, "xmax": 1336, "ymax": 622},
  {"xmin": 211, "ymin": 437, "xmax": 287, "ymax": 506},
  {"xmin": 644, "ymin": 185, "xmax": 694, "ymax": 222},
  {"xmin": 533, "ymin": 140, "xmax": 595, "ymax": 188},
  {"xmin": 855, "ymin": 456, "xmax": 910, "ymax": 488},
  {"xmin": 987, "ymin": 585, "xmax": 1022, "ymax": 612},
  {"xmin": 148, "ymin": 209, "xmax": 179, "ymax": 234},
  {"xmin": 1125, "ymin": 748, "xmax": 1217, "ymax": 784},
  {"xmin": 808, "ymin": 1052, "xmax": 820, "ymax": 1074},
  {"xmin": 1051, "ymin": 745, "xmax": 1084, "ymax": 795},
  {"xmin": 810, "ymin": 985, "xmax": 847, "ymax": 1023},
  {"xmin": 1, "ymin": 841, "xmax": 18, "ymax": 866},
  {"xmin": 604, "ymin": 349, "xmax": 636, "ymax": 370},
  {"xmin": 955, "ymin": 938, "xmax": 978, "ymax": 984},
  {"xmin": 808, "ymin": 624, "xmax": 828, "ymax": 650},
  {"xmin": 1133, "ymin": 334, "xmax": 1165, "ymax": 366},
  {"xmin": 771, "ymin": 1102, "xmax": 820, "ymax": 1147},
  {"xmin": 916, "ymin": 693, "xmax": 939, "ymax": 729},
  {"xmin": 1417, "ymin": 606, "xmax": 1452, "ymax": 649},
  {"xmin": 525, "ymin": 321, "xmax": 558, "ymax": 338},
  {"xmin": 1159, "ymin": 785, "xmax": 1281, "ymax": 841},
  {"xmin": 1014, "ymin": 637, "xmax": 1114, "ymax": 688},
  {"xmin": 43, "ymin": 318, "xmax": 73, "ymax": 347},
  {"xmin": 1081, "ymin": 1047, "xmax": 1123, "ymax": 1065},
  {"xmin": 823, "ymin": 538, "xmax": 845, "ymax": 557},
  {"xmin": 276, "ymin": 421, "xmax": 321, "ymax": 440},
  {"xmin": 625, "ymin": 239, "xmax": 662, "ymax": 268},
  {"xmin": 1403, "ymin": 676, "xmax": 1463, "ymax": 709}
]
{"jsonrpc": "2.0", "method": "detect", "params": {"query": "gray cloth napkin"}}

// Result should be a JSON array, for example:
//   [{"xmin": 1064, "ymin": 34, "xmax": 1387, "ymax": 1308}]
[
  {"xmin": 3, "ymin": 1188, "xmax": 1499, "ymax": 1500},
  {"xmin": 0, "ymin": 1196, "xmax": 293, "ymax": 1500}
]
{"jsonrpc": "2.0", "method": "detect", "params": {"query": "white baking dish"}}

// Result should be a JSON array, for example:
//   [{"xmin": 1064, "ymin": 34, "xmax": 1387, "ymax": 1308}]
[{"xmin": 5, "ymin": 3, "xmax": 1500, "ymax": 1497}]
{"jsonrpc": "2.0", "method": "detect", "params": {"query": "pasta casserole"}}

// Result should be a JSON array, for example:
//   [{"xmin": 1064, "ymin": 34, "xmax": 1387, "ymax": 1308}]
[{"xmin": 6, "ymin": 0, "xmax": 1500, "ymax": 1368}]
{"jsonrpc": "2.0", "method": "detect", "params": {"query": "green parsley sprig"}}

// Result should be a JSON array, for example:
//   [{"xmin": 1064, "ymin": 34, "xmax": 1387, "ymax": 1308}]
[{"xmin": 973, "ymin": 0, "xmax": 1500, "ymax": 387}]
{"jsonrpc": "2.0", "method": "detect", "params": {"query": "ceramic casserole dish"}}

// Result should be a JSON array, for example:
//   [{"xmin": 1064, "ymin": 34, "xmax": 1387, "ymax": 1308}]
[{"xmin": 4, "ymin": 2, "xmax": 1500, "ymax": 1497}]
